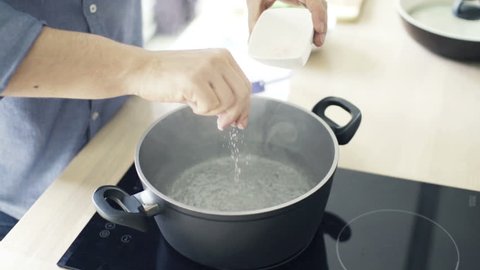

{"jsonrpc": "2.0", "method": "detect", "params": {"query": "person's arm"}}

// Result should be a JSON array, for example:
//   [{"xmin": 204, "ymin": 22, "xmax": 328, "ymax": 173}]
[
  {"xmin": 246, "ymin": 0, "xmax": 328, "ymax": 46},
  {"xmin": 3, "ymin": 27, "xmax": 251, "ymax": 129},
  {"xmin": 3, "ymin": 27, "xmax": 143, "ymax": 100}
]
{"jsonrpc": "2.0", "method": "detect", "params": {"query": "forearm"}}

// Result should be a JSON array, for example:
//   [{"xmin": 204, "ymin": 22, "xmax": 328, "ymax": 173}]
[
  {"xmin": 2, "ymin": 26, "xmax": 251, "ymax": 129},
  {"xmin": 2, "ymin": 27, "xmax": 145, "ymax": 99}
]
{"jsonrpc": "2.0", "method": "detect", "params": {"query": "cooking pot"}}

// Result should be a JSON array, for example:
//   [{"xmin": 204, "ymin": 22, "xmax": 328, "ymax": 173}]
[
  {"xmin": 92, "ymin": 96, "xmax": 361, "ymax": 270},
  {"xmin": 153, "ymin": 211, "xmax": 350, "ymax": 269},
  {"xmin": 397, "ymin": 0, "xmax": 480, "ymax": 61}
]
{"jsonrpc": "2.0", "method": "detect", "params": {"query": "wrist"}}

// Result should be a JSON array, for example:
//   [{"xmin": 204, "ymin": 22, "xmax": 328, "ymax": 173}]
[{"xmin": 121, "ymin": 47, "xmax": 155, "ymax": 97}]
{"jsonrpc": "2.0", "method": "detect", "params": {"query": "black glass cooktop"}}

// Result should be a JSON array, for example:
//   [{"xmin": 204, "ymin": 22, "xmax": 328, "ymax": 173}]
[{"xmin": 58, "ymin": 166, "xmax": 480, "ymax": 270}]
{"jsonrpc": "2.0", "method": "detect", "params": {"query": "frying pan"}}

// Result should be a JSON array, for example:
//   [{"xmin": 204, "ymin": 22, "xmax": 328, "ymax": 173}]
[{"xmin": 397, "ymin": 0, "xmax": 480, "ymax": 61}]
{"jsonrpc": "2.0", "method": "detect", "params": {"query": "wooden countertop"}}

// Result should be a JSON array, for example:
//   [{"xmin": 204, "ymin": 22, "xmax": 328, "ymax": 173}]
[
  {"xmin": 1, "ymin": 0, "xmax": 479, "ymax": 269},
  {"xmin": 290, "ymin": 0, "xmax": 480, "ymax": 190}
]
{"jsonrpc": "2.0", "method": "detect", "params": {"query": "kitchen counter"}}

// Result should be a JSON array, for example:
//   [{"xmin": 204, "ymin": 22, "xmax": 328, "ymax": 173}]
[{"xmin": 1, "ymin": 0, "xmax": 479, "ymax": 269}]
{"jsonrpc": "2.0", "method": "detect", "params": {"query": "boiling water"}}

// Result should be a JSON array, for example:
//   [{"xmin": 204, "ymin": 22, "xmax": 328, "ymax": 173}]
[{"xmin": 166, "ymin": 154, "xmax": 317, "ymax": 212}]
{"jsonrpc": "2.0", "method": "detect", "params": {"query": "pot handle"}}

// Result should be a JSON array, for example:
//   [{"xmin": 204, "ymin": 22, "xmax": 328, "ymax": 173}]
[
  {"xmin": 312, "ymin": 96, "xmax": 361, "ymax": 145},
  {"xmin": 92, "ymin": 185, "xmax": 160, "ymax": 232}
]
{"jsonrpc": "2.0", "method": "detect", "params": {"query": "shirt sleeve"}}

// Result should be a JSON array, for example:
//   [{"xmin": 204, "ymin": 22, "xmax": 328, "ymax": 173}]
[{"xmin": 0, "ymin": 1, "xmax": 44, "ymax": 94}]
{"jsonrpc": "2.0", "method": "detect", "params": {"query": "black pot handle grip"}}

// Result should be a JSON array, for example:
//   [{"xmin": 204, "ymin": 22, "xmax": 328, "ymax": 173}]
[
  {"xmin": 92, "ymin": 185, "xmax": 150, "ymax": 232},
  {"xmin": 452, "ymin": 0, "xmax": 480, "ymax": 20},
  {"xmin": 312, "ymin": 97, "xmax": 361, "ymax": 145}
]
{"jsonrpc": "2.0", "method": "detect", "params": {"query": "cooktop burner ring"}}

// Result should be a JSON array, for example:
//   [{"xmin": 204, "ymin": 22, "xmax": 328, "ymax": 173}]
[
  {"xmin": 58, "ymin": 168, "xmax": 480, "ymax": 270},
  {"xmin": 335, "ymin": 208, "xmax": 460, "ymax": 270}
]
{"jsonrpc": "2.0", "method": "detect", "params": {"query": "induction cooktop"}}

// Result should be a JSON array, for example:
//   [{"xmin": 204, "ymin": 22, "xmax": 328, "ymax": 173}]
[{"xmin": 58, "ymin": 165, "xmax": 480, "ymax": 270}]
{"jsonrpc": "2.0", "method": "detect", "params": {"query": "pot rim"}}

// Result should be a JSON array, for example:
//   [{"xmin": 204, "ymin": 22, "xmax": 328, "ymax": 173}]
[
  {"xmin": 134, "ymin": 96, "xmax": 339, "ymax": 217},
  {"xmin": 397, "ymin": 0, "xmax": 480, "ymax": 43}
]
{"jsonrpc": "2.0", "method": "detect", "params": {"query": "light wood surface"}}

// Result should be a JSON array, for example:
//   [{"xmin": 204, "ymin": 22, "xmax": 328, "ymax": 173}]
[
  {"xmin": 329, "ymin": 0, "xmax": 366, "ymax": 21},
  {"xmin": 289, "ymin": 0, "xmax": 480, "ymax": 190},
  {"xmin": 1, "ymin": 0, "xmax": 479, "ymax": 269}
]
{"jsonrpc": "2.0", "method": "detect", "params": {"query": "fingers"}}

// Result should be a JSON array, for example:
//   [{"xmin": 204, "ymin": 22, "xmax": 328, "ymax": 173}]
[
  {"xmin": 215, "ymin": 58, "xmax": 251, "ymax": 130},
  {"xmin": 247, "ymin": 0, "xmax": 327, "ymax": 47},
  {"xmin": 215, "ymin": 82, "xmax": 250, "ymax": 130},
  {"xmin": 216, "ymin": 98, "xmax": 250, "ymax": 131},
  {"xmin": 186, "ymin": 49, "xmax": 250, "ymax": 130},
  {"xmin": 247, "ymin": 0, "xmax": 277, "ymax": 32},
  {"xmin": 217, "ymin": 102, "xmax": 250, "ymax": 131},
  {"xmin": 236, "ymin": 101, "xmax": 250, "ymax": 129},
  {"xmin": 191, "ymin": 75, "xmax": 235, "ymax": 115},
  {"xmin": 302, "ymin": 0, "xmax": 328, "ymax": 46},
  {"xmin": 189, "ymin": 82, "xmax": 219, "ymax": 114}
]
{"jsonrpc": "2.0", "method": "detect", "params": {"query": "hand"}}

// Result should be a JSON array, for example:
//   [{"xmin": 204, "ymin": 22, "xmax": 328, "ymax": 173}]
[
  {"xmin": 135, "ymin": 49, "xmax": 251, "ymax": 130},
  {"xmin": 246, "ymin": 0, "xmax": 328, "ymax": 46},
  {"xmin": 4, "ymin": 27, "xmax": 250, "ymax": 131}
]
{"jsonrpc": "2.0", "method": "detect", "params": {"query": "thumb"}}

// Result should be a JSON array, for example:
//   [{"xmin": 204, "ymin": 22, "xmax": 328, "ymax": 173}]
[{"xmin": 247, "ymin": 0, "xmax": 277, "ymax": 33}]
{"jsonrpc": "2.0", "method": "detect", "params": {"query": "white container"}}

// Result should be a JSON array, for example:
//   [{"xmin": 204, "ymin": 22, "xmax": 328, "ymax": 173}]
[{"xmin": 248, "ymin": 8, "xmax": 314, "ymax": 69}]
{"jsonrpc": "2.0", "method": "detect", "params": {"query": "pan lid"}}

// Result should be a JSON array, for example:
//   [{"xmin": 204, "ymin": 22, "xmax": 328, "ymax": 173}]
[{"xmin": 398, "ymin": 0, "xmax": 480, "ymax": 42}]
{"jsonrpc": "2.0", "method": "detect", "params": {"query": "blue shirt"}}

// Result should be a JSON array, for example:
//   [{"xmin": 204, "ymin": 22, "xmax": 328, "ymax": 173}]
[{"xmin": 0, "ymin": 0, "xmax": 142, "ymax": 219}]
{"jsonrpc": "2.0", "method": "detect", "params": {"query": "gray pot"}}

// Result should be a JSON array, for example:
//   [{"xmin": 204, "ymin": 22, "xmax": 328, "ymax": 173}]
[{"xmin": 93, "ymin": 96, "xmax": 361, "ymax": 269}]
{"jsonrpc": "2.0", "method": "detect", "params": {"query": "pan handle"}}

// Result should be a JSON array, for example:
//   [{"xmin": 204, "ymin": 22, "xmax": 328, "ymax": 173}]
[
  {"xmin": 92, "ymin": 186, "xmax": 162, "ymax": 232},
  {"xmin": 452, "ymin": 0, "xmax": 480, "ymax": 20},
  {"xmin": 312, "ymin": 96, "xmax": 361, "ymax": 145}
]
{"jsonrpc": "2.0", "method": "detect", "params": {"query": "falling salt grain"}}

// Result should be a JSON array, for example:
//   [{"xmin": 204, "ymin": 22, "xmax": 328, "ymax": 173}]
[{"xmin": 227, "ymin": 127, "xmax": 244, "ymax": 182}]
